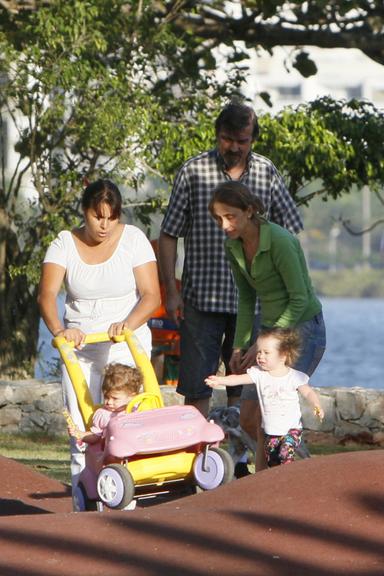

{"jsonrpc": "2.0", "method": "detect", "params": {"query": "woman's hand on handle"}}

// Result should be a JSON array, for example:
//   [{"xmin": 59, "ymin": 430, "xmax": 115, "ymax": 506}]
[
  {"xmin": 56, "ymin": 328, "xmax": 86, "ymax": 349},
  {"xmin": 108, "ymin": 321, "xmax": 129, "ymax": 338}
]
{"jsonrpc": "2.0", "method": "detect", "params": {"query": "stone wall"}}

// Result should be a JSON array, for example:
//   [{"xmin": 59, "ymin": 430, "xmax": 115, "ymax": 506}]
[
  {"xmin": 0, "ymin": 380, "xmax": 65, "ymax": 435},
  {"xmin": 0, "ymin": 380, "xmax": 383, "ymax": 445}
]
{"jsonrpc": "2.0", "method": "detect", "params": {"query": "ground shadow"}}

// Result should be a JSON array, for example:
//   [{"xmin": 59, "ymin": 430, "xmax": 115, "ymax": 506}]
[
  {"xmin": 0, "ymin": 485, "xmax": 382, "ymax": 576},
  {"xmin": 29, "ymin": 486, "xmax": 71, "ymax": 501},
  {"xmin": 0, "ymin": 499, "xmax": 50, "ymax": 516}
]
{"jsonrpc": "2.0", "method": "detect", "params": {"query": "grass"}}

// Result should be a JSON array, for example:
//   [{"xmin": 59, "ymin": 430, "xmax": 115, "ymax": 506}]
[
  {"xmin": 307, "ymin": 442, "xmax": 379, "ymax": 456},
  {"xmin": 0, "ymin": 432, "xmax": 379, "ymax": 486},
  {"xmin": 0, "ymin": 432, "xmax": 71, "ymax": 485}
]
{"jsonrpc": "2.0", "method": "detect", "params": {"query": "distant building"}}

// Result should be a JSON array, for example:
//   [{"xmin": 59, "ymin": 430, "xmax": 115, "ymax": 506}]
[
  {"xmin": 240, "ymin": 47, "xmax": 384, "ymax": 269},
  {"xmin": 243, "ymin": 47, "xmax": 384, "ymax": 112}
]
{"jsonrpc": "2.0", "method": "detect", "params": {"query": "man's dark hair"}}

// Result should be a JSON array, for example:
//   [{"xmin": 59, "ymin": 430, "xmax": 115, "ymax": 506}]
[{"xmin": 215, "ymin": 102, "xmax": 259, "ymax": 140}]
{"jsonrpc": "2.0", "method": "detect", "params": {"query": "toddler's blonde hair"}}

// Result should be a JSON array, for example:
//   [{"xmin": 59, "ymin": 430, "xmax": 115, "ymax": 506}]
[
  {"xmin": 258, "ymin": 327, "xmax": 302, "ymax": 367},
  {"xmin": 102, "ymin": 363, "xmax": 143, "ymax": 397}
]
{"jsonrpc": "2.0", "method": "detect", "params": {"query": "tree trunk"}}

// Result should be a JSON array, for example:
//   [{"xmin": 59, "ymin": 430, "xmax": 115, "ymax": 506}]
[{"xmin": 0, "ymin": 206, "xmax": 39, "ymax": 378}]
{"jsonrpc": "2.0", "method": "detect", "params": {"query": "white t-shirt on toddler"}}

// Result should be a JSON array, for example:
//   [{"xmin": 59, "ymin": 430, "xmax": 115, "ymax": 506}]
[{"xmin": 247, "ymin": 366, "xmax": 309, "ymax": 436}]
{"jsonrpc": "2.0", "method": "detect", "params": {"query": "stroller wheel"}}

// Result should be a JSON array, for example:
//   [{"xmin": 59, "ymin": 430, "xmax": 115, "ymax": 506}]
[
  {"xmin": 193, "ymin": 447, "xmax": 234, "ymax": 490},
  {"xmin": 97, "ymin": 464, "xmax": 135, "ymax": 510}
]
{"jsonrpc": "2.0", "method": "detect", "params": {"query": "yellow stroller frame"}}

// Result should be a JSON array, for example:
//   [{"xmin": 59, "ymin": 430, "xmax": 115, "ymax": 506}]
[{"xmin": 53, "ymin": 330, "xmax": 232, "ymax": 510}]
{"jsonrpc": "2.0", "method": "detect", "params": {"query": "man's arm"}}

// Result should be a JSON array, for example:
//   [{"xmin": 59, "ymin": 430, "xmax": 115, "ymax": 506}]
[
  {"xmin": 269, "ymin": 167, "xmax": 303, "ymax": 234},
  {"xmin": 158, "ymin": 231, "xmax": 184, "ymax": 324}
]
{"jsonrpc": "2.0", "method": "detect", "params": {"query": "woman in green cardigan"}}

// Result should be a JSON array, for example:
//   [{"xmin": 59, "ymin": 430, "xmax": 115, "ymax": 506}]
[{"xmin": 209, "ymin": 181, "xmax": 326, "ymax": 469}]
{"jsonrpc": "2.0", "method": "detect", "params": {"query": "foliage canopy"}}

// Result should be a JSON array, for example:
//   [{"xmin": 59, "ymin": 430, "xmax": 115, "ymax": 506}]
[
  {"xmin": 1, "ymin": 1, "xmax": 384, "ymax": 80},
  {"xmin": 159, "ymin": 1, "xmax": 384, "ymax": 78},
  {"xmin": 0, "ymin": 0, "xmax": 223, "ymax": 372},
  {"xmin": 0, "ymin": 0, "xmax": 383, "ymax": 375}
]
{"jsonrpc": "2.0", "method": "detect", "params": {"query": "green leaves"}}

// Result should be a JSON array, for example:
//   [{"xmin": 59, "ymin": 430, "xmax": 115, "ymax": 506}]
[
  {"xmin": 1, "ymin": 0, "xmax": 384, "ymax": 371},
  {"xmin": 292, "ymin": 51, "xmax": 318, "ymax": 78},
  {"xmin": 257, "ymin": 97, "xmax": 384, "ymax": 204}
]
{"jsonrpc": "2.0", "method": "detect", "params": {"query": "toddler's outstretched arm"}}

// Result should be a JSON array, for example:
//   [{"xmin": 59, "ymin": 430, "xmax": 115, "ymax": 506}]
[{"xmin": 205, "ymin": 373, "xmax": 253, "ymax": 388}]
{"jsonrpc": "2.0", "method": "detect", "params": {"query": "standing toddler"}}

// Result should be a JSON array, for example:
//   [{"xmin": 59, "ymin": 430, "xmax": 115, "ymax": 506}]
[{"xmin": 206, "ymin": 328, "xmax": 324, "ymax": 467}]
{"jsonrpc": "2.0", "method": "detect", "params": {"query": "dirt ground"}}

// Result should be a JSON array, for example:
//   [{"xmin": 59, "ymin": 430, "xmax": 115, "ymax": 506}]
[{"xmin": 0, "ymin": 450, "xmax": 383, "ymax": 576}]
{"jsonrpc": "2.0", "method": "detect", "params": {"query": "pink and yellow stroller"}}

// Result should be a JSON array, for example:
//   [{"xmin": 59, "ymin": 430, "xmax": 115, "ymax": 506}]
[{"xmin": 54, "ymin": 330, "xmax": 234, "ymax": 510}]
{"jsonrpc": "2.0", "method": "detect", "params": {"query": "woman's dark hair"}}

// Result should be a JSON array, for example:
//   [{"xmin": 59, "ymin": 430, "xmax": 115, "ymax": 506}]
[
  {"xmin": 209, "ymin": 181, "xmax": 265, "ymax": 221},
  {"xmin": 81, "ymin": 179, "xmax": 122, "ymax": 220},
  {"xmin": 215, "ymin": 101, "xmax": 259, "ymax": 140}
]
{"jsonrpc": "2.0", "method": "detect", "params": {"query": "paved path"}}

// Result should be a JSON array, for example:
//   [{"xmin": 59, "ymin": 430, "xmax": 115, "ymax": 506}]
[{"xmin": 0, "ymin": 451, "xmax": 383, "ymax": 575}]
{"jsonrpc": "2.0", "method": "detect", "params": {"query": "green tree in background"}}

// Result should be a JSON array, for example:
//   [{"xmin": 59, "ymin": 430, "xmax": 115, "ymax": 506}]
[
  {"xmin": 257, "ymin": 98, "xmax": 384, "ymax": 206},
  {"xmin": 159, "ymin": 1, "xmax": 384, "ymax": 82},
  {"xmin": 2, "ymin": 1, "xmax": 383, "ymax": 77},
  {"xmin": 154, "ymin": 97, "xmax": 384, "ymax": 206},
  {"xmin": 0, "ymin": 0, "xmax": 223, "ymax": 373},
  {"xmin": 0, "ymin": 0, "xmax": 384, "ymax": 375}
]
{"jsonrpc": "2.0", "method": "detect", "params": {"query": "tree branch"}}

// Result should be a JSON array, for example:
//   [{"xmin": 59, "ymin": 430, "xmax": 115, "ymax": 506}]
[
  {"xmin": 338, "ymin": 216, "xmax": 384, "ymax": 236},
  {"xmin": 170, "ymin": 5, "xmax": 384, "ymax": 66}
]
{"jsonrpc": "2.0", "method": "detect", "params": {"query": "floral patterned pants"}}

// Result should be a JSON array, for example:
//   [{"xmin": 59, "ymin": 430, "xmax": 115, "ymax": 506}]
[{"xmin": 264, "ymin": 428, "xmax": 302, "ymax": 467}]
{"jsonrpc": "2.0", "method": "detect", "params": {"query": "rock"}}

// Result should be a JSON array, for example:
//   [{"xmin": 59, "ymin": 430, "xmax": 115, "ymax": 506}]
[
  {"xmin": 0, "ymin": 379, "xmax": 382, "ymax": 443},
  {"xmin": 35, "ymin": 390, "xmax": 63, "ymax": 413},
  {"xmin": 0, "ymin": 406, "xmax": 22, "ymax": 426},
  {"xmin": 336, "ymin": 389, "xmax": 366, "ymax": 419},
  {"xmin": 372, "ymin": 431, "xmax": 384, "ymax": 446}
]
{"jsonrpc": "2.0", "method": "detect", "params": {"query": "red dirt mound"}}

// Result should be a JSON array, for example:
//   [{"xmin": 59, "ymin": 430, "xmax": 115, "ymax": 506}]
[
  {"xmin": 0, "ymin": 450, "xmax": 383, "ymax": 575},
  {"xmin": 0, "ymin": 455, "xmax": 71, "ymax": 515}
]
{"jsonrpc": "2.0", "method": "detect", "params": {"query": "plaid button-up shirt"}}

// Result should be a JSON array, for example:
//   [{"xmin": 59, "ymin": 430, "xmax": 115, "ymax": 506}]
[{"xmin": 161, "ymin": 149, "xmax": 303, "ymax": 314}]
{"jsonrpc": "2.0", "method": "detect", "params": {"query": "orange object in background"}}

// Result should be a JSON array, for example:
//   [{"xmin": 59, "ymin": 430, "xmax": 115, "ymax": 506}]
[
  {"xmin": 149, "ymin": 240, "xmax": 181, "ymax": 385},
  {"xmin": 150, "ymin": 287, "xmax": 180, "ymax": 356},
  {"xmin": 149, "ymin": 286, "xmax": 180, "ymax": 386}
]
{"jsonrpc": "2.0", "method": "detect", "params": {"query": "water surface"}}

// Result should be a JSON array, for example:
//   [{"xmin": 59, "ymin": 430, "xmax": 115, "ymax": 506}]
[{"xmin": 35, "ymin": 296, "xmax": 384, "ymax": 390}]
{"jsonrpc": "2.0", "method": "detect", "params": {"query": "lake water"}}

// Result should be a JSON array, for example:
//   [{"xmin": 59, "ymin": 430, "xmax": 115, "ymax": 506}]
[
  {"xmin": 35, "ymin": 297, "xmax": 384, "ymax": 390},
  {"xmin": 310, "ymin": 297, "xmax": 384, "ymax": 390}
]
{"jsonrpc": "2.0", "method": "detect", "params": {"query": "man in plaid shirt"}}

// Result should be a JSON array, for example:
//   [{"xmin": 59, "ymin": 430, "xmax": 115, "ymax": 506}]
[{"xmin": 159, "ymin": 102, "xmax": 302, "ymax": 471}]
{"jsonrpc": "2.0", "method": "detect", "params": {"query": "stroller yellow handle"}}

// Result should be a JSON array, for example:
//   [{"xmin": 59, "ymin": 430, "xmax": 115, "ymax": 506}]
[{"xmin": 53, "ymin": 330, "xmax": 163, "ymax": 428}]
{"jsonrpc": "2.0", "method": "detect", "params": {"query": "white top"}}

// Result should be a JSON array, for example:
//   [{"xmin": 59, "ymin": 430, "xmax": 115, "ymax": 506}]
[
  {"xmin": 44, "ymin": 225, "xmax": 156, "ymax": 337},
  {"xmin": 247, "ymin": 366, "xmax": 309, "ymax": 436}
]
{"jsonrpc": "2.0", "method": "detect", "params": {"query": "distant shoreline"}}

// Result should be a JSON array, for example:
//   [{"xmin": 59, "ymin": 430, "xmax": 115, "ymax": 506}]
[{"xmin": 310, "ymin": 268, "xmax": 384, "ymax": 298}]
